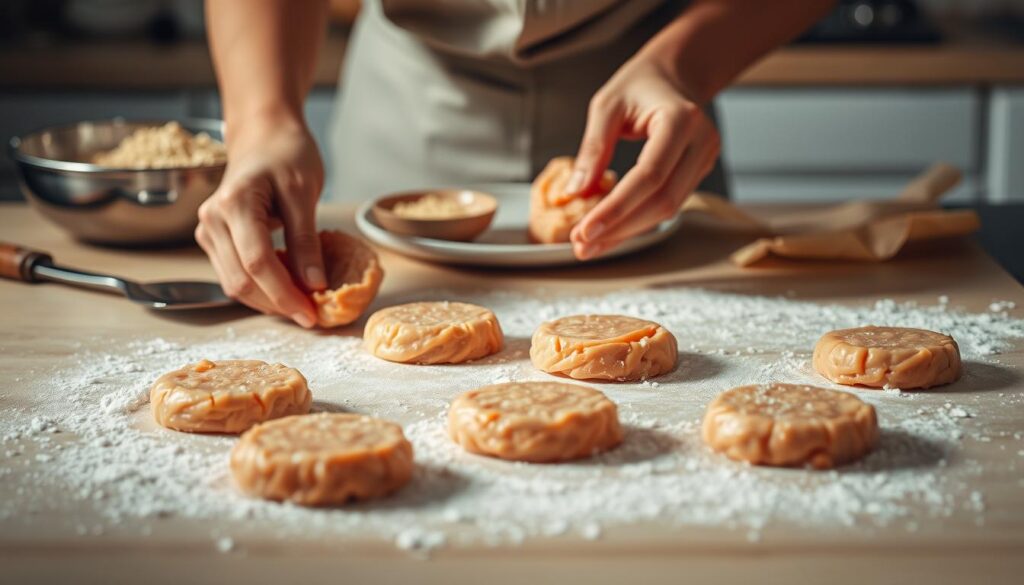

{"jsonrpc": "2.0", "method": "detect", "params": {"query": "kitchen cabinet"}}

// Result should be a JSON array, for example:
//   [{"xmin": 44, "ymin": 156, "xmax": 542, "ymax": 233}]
[
  {"xmin": 987, "ymin": 88, "xmax": 1024, "ymax": 203},
  {"xmin": 3, "ymin": 25, "xmax": 1023, "ymax": 203},
  {"xmin": 1, "ymin": 86, "xmax": 1017, "ymax": 204},
  {"xmin": 717, "ymin": 88, "xmax": 982, "ymax": 203}
]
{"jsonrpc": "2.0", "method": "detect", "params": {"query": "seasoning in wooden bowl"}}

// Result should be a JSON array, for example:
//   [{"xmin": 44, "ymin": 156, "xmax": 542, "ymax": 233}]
[{"xmin": 371, "ymin": 189, "xmax": 497, "ymax": 241}]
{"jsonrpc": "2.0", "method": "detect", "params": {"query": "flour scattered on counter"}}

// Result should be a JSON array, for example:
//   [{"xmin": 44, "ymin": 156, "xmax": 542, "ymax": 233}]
[
  {"xmin": 580, "ymin": 522, "xmax": 602, "ymax": 541},
  {"xmin": 1, "ymin": 288, "xmax": 1022, "ymax": 551},
  {"xmin": 395, "ymin": 527, "xmax": 447, "ymax": 553},
  {"xmin": 989, "ymin": 301, "xmax": 1016, "ymax": 313},
  {"xmin": 216, "ymin": 536, "xmax": 235, "ymax": 553}
]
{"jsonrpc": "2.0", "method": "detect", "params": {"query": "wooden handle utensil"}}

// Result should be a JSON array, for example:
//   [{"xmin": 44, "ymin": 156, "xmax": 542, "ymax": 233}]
[{"xmin": 0, "ymin": 241, "xmax": 52, "ymax": 282}]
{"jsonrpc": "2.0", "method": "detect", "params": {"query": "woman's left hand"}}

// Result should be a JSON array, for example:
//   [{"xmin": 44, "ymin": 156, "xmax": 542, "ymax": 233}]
[{"xmin": 566, "ymin": 54, "xmax": 721, "ymax": 260}]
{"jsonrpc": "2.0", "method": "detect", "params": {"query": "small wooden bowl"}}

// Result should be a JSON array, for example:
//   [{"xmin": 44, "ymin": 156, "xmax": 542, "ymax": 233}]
[{"xmin": 371, "ymin": 189, "xmax": 498, "ymax": 242}]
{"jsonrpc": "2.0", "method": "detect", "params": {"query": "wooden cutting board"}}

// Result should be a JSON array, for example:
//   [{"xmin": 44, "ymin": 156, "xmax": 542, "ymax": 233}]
[{"xmin": 0, "ymin": 203, "xmax": 1022, "ymax": 585}]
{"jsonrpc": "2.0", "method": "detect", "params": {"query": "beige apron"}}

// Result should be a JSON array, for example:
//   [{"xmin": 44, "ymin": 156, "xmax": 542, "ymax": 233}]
[{"xmin": 329, "ymin": 0, "xmax": 726, "ymax": 202}]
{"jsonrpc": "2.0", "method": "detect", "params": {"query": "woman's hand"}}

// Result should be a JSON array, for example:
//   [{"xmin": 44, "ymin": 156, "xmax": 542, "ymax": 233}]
[
  {"xmin": 567, "ymin": 55, "xmax": 721, "ymax": 260},
  {"xmin": 195, "ymin": 114, "xmax": 326, "ymax": 328}
]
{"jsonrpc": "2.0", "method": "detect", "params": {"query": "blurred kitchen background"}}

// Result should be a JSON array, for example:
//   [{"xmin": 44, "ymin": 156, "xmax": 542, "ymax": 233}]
[{"xmin": 1, "ymin": 0, "xmax": 1023, "ymax": 208}]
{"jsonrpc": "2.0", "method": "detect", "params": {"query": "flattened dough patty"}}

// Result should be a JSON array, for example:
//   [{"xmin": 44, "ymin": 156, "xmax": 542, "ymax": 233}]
[
  {"xmin": 364, "ymin": 301, "xmax": 504, "ymax": 364},
  {"xmin": 530, "ymin": 314, "xmax": 677, "ymax": 381},
  {"xmin": 702, "ymin": 383, "xmax": 878, "ymax": 469},
  {"xmin": 813, "ymin": 326, "xmax": 962, "ymax": 389},
  {"xmin": 150, "ymin": 359, "xmax": 311, "ymax": 434},
  {"xmin": 230, "ymin": 413, "xmax": 414, "ymax": 506},
  {"xmin": 528, "ymin": 157, "xmax": 617, "ymax": 244},
  {"xmin": 448, "ymin": 381, "xmax": 622, "ymax": 462},
  {"xmin": 278, "ymin": 231, "xmax": 383, "ymax": 328}
]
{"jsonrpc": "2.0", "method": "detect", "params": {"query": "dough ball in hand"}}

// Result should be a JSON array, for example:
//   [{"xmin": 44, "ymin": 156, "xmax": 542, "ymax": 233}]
[
  {"xmin": 530, "ymin": 314, "xmax": 677, "ymax": 381},
  {"xmin": 448, "ymin": 381, "xmax": 622, "ymax": 463},
  {"xmin": 277, "ymin": 230, "xmax": 384, "ymax": 328},
  {"xmin": 702, "ymin": 383, "xmax": 878, "ymax": 469},
  {"xmin": 230, "ymin": 413, "xmax": 414, "ymax": 506},
  {"xmin": 813, "ymin": 326, "xmax": 962, "ymax": 390},
  {"xmin": 150, "ymin": 359, "xmax": 312, "ymax": 434},
  {"xmin": 363, "ymin": 301, "xmax": 503, "ymax": 364},
  {"xmin": 528, "ymin": 157, "xmax": 617, "ymax": 244}
]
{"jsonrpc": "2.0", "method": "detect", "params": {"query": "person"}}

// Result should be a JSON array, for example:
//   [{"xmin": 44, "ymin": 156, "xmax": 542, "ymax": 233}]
[{"xmin": 196, "ymin": 0, "xmax": 833, "ymax": 328}]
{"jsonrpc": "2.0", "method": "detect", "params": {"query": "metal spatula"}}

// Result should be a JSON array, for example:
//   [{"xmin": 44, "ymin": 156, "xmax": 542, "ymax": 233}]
[{"xmin": 0, "ymin": 241, "xmax": 234, "ymax": 310}]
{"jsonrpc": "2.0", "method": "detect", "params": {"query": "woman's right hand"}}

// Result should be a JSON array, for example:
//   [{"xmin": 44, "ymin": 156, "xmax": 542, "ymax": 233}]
[{"xmin": 195, "ymin": 113, "xmax": 326, "ymax": 328}]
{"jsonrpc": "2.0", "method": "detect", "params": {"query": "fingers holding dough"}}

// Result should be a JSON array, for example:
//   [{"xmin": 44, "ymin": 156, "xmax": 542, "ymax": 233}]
[
  {"xmin": 528, "ymin": 157, "xmax": 617, "ymax": 244},
  {"xmin": 277, "ymin": 230, "xmax": 384, "ymax": 328}
]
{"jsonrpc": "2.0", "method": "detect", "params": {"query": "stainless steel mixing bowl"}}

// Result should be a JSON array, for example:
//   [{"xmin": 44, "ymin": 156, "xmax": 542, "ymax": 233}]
[{"xmin": 8, "ymin": 118, "xmax": 226, "ymax": 246}]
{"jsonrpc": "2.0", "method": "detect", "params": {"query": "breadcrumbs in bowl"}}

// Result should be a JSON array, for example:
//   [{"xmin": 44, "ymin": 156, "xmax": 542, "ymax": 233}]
[
  {"xmin": 391, "ymin": 193, "xmax": 475, "ymax": 219},
  {"xmin": 92, "ymin": 121, "xmax": 227, "ymax": 169},
  {"xmin": 9, "ymin": 118, "xmax": 227, "ymax": 245}
]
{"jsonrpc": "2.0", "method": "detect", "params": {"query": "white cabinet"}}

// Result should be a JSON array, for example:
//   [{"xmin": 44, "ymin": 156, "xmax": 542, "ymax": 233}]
[
  {"xmin": 726, "ymin": 171, "xmax": 979, "ymax": 203},
  {"xmin": 1, "ymin": 86, "xmax": 1017, "ymax": 204},
  {"xmin": 718, "ymin": 88, "xmax": 982, "ymax": 203},
  {"xmin": 987, "ymin": 88, "xmax": 1024, "ymax": 203}
]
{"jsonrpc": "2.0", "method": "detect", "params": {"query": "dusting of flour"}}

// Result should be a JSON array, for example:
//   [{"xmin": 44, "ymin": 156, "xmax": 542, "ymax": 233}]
[{"xmin": 1, "ymin": 288, "xmax": 1022, "ymax": 553}]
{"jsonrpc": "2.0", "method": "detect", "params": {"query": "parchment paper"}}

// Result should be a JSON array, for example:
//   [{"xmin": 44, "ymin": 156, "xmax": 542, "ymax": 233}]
[{"xmin": 680, "ymin": 163, "xmax": 981, "ymax": 266}]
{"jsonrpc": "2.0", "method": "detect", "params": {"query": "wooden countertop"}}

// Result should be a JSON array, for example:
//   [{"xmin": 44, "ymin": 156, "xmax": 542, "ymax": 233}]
[
  {"xmin": 3, "ymin": 27, "xmax": 1024, "ymax": 90},
  {"xmin": 0, "ymin": 202, "xmax": 1023, "ymax": 583}
]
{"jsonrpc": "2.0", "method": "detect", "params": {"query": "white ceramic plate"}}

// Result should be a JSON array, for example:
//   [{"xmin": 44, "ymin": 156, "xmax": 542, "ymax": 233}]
[{"xmin": 355, "ymin": 183, "xmax": 682, "ymax": 267}]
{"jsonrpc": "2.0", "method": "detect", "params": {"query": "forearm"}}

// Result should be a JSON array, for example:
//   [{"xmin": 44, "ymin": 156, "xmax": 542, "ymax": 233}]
[
  {"xmin": 641, "ymin": 0, "xmax": 834, "ymax": 104},
  {"xmin": 206, "ymin": 0, "xmax": 329, "ymax": 136}
]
